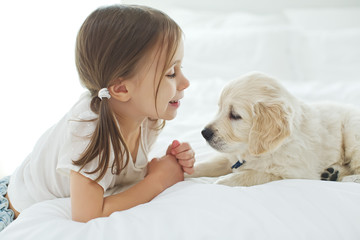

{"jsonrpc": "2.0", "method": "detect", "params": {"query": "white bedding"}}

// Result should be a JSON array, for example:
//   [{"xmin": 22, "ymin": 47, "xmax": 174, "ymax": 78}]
[
  {"xmin": 2, "ymin": 2, "xmax": 360, "ymax": 240},
  {"xmin": 1, "ymin": 179, "xmax": 360, "ymax": 240}
]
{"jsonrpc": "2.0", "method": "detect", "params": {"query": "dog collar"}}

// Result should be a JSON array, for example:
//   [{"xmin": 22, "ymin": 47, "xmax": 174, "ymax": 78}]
[{"xmin": 231, "ymin": 160, "xmax": 246, "ymax": 169}]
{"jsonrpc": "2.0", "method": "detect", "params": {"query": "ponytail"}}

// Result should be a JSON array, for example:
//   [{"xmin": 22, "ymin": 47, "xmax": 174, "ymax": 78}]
[{"xmin": 72, "ymin": 95, "xmax": 130, "ymax": 182}]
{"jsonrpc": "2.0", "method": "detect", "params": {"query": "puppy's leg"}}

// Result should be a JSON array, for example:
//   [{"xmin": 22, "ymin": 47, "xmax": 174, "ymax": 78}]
[
  {"xmin": 349, "ymin": 151, "xmax": 360, "ymax": 175},
  {"xmin": 342, "ymin": 116, "xmax": 360, "ymax": 176},
  {"xmin": 215, "ymin": 170, "xmax": 282, "ymax": 187},
  {"xmin": 342, "ymin": 174, "xmax": 360, "ymax": 183},
  {"xmin": 321, "ymin": 115, "xmax": 360, "ymax": 183},
  {"xmin": 191, "ymin": 154, "xmax": 233, "ymax": 178}
]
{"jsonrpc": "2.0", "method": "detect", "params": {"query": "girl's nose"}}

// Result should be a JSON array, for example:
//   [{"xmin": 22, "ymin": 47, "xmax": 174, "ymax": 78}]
[{"xmin": 178, "ymin": 75, "xmax": 190, "ymax": 91}]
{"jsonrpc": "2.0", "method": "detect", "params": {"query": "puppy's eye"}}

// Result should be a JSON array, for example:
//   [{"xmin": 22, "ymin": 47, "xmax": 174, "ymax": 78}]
[{"xmin": 229, "ymin": 111, "xmax": 242, "ymax": 120}]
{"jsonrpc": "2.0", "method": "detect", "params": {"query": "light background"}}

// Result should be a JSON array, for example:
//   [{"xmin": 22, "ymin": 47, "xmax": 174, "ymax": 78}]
[
  {"xmin": 0, "ymin": 0, "xmax": 120, "ymax": 177},
  {"xmin": 1, "ymin": 0, "xmax": 360, "ymax": 178}
]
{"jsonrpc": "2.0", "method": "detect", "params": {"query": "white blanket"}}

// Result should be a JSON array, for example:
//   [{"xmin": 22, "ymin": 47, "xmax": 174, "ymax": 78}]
[
  {"xmin": 2, "ymin": 3, "xmax": 360, "ymax": 240},
  {"xmin": 1, "ymin": 179, "xmax": 360, "ymax": 239}
]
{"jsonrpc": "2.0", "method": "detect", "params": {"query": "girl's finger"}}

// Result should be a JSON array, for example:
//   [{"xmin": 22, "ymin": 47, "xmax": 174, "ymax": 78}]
[
  {"xmin": 171, "ymin": 142, "xmax": 191, "ymax": 155},
  {"xmin": 175, "ymin": 149, "xmax": 195, "ymax": 161},
  {"xmin": 167, "ymin": 140, "xmax": 181, "ymax": 155},
  {"xmin": 178, "ymin": 158, "xmax": 195, "ymax": 168},
  {"xmin": 182, "ymin": 166, "xmax": 195, "ymax": 175}
]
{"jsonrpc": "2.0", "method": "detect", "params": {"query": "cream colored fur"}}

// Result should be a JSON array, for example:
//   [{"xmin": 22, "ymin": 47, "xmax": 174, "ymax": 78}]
[{"xmin": 194, "ymin": 72, "xmax": 360, "ymax": 186}]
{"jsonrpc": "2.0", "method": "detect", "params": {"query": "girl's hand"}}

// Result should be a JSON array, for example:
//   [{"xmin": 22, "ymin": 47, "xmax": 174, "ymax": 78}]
[
  {"xmin": 147, "ymin": 155, "xmax": 184, "ymax": 191},
  {"xmin": 167, "ymin": 140, "xmax": 196, "ymax": 175}
]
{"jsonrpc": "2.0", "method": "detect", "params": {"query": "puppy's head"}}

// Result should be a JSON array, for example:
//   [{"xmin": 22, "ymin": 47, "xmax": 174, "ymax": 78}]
[{"xmin": 202, "ymin": 72, "xmax": 294, "ymax": 156}]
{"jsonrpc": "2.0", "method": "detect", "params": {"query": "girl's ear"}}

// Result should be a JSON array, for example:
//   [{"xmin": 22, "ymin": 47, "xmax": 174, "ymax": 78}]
[{"xmin": 109, "ymin": 79, "xmax": 132, "ymax": 102}]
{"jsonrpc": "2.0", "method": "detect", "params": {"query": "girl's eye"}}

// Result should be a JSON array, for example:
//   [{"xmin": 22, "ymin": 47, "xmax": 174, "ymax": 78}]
[{"xmin": 166, "ymin": 72, "xmax": 176, "ymax": 79}]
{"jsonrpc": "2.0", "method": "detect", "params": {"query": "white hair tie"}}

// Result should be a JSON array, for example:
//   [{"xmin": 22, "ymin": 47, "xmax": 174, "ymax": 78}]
[{"xmin": 98, "ymin": 88, "xmax": 111, "ymax": 100}]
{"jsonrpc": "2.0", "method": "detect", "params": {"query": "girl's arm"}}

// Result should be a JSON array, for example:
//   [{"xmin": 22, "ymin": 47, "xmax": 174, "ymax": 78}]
[{"xmin": 70, "ymin": 154, "xmax": 183, "ymax": 222}]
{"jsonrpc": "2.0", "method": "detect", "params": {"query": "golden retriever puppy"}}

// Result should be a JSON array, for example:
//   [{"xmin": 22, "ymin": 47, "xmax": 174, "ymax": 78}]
[{"xmin": 193, "ymin": 72, "xmax": 360, "ymax": 186}]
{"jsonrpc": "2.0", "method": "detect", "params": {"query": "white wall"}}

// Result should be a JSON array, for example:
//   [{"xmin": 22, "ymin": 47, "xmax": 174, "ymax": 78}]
[
  {"xmin": 122, "ymin": 0, "xmax": 360, "ymax": 13},
  {"xmin": 0, "ymin": 0, "xmax": 120, "ymax": 178}
]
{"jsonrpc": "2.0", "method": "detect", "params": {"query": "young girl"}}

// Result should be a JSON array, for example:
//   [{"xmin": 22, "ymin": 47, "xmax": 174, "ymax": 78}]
[{"xmin": 0, "ymin": 4, "xmax": 195, "ymax": 230}]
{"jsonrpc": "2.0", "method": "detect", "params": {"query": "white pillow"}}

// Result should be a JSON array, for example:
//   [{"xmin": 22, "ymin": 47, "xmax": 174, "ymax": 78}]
[
  {"xmin": 290, "ymin": 28, "xmax": 360, "ymax": 83},
  {"xmin": 284, "ymin": 8, "xmax": 360, "ymax": 30}
]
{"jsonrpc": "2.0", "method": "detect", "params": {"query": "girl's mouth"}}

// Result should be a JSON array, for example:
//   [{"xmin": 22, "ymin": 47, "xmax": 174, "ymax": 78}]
[{"xmin": 169, "ymin": 100, "xmax": 180, "ymax": 108}]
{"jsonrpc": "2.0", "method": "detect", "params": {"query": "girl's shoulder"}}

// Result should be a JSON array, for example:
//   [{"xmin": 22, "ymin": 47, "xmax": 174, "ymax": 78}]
[
  {"xmin": 69, "ymin": 92, "xmax": 96, "ymax": 119},
  {"xmin": 66, "ymin": 92, "xmax": 98, "ymax": 137}
]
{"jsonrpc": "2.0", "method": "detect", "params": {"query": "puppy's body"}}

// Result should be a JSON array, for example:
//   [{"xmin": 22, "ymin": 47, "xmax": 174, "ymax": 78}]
[{"xmin": 194, "ymin": 72, "xmax": 360, "ymax": 186}]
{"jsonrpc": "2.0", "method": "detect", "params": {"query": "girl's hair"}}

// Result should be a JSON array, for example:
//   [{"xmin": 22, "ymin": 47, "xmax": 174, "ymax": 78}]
[{"xmin": 73, "ymin": 4, "xmax": 182, "ymax": 182}]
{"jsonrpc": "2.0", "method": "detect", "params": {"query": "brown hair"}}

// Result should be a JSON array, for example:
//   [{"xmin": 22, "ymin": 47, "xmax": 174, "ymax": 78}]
[{"xmin": 73, "ymin": 4, "xmax": 182, "ymax": 182}]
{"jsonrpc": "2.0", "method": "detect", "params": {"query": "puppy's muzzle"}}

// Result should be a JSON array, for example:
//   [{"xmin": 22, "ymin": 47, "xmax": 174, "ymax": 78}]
[{"xmin": 201, "ymin": 127, "xmax": 214, "ymax": 141}]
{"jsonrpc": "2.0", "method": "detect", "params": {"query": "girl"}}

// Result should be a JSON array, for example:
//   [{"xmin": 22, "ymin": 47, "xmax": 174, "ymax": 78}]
[{"xmin": 0, "ymin": 4, "xmax": 195, "ymax": 229}]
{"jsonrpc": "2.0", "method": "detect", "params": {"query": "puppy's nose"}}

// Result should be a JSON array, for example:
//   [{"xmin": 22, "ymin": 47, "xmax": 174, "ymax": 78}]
[{"xmin": 201, "ymin": 128, "xmax": 214, "ymax": 141}]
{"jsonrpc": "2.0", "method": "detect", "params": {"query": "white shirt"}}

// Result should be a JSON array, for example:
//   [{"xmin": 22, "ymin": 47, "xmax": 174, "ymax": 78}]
[{"xmin": 8, "ymin": 92, "xmax": 160, "ymax": 212}]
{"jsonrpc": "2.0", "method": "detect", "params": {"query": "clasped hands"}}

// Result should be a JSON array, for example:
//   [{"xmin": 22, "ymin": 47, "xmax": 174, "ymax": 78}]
[{"xmin": 147, "ymin": 140, "xmax": 195, "ymax": 190}]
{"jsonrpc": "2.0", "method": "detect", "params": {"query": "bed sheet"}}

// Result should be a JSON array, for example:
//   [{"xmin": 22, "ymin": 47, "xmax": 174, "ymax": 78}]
[{"xmin": 1, "ymin": 179, "xmax": 360, "ymax": 240}]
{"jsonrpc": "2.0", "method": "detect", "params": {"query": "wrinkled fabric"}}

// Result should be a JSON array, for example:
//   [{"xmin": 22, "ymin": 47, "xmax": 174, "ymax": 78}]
[{"xmin": 0, "ymin": 176, "xmax": 14, "ymax": 232}]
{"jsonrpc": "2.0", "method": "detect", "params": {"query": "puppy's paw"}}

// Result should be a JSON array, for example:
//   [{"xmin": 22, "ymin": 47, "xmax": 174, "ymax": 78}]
[
  {"xmin": 321, "ymin": 167, "xmax": 339, "ymax": 181},
  {"xmin": 214, "ymin": 171, "xmax": 277, "ymax": 187},
  {"xmin": 214, "ymin": 174, "xmax": 240, "ymax": 187}
]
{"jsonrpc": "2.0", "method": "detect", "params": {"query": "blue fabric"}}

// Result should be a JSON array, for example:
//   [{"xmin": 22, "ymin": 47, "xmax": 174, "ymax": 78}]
[{"xmin": 0, "ymin": 176, "xmax": 14, "ymax": 232}]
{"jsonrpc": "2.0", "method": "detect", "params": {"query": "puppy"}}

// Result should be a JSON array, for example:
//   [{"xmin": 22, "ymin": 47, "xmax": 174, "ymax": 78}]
[{"xmin": 193, "ymin": 72, "xmax": 360, "ymax": 186}]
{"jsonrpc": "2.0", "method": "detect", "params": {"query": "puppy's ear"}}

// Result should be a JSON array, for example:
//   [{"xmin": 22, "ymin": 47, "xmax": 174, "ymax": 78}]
[{"xmin": 249, "ymin": 102, "xmax": 291, "ymax": 155}]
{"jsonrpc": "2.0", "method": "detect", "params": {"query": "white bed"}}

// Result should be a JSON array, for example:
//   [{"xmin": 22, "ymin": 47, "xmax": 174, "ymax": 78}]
[
  {"xmin": 1, "ymin": 180, "xmax": 360, "ymax": 239},
  {"xmin": 1, "ymin": 0, "xmax": 360, "ymax": 239}
]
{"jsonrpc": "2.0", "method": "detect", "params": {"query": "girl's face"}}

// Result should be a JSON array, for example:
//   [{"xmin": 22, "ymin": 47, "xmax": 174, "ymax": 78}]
[{"xmin": 129, "ymin": 38, "xmax": 190, "ymax": 120}]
